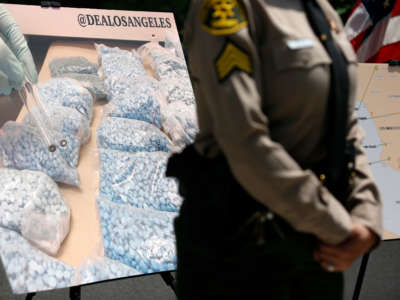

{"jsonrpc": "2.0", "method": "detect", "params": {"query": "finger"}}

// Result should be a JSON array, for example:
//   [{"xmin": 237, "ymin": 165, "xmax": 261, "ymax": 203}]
[
  {"xmin": 313, "ymin": 250, "xmax": 322, "ymax": 263},
  {"xmin": 17, "ymin": 47, "xmax": 37, "ymax": 84},
  {"xmin": 0, "ymin": 38, "xmax": 24, "ymax": 94},
  {"xmin": 316, "ymin": 252, "xmax": 346, "ymax": 267},
  {"xmin": 318, "ymin": 244, "xmax": 345, "ymax": 257},
  {"xmin": 0, "ymin": 5, "xmax": 37, "ymax": 83},
  {"xmin": 0, "ymin": 70, "xmax": 12, "ymax": 95}
]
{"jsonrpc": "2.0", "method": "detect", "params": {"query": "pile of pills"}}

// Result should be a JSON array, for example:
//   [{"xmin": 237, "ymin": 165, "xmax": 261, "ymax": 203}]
[
  {"xmin": 0, "ymin": 121, "xmax": 80, "ymax": 186},
  {"xmin": 104, "ymin": 87, "xmax": 163, "ymax": 129},
  {"xmin": 22, "ymin": 105, "xmax": 90, "ymax": 145},
  {"xmin": 38, "ymin": 78, "xmax": 94, "ymax": 122},
  {"xmin": 99, "ymin": 149, "xmax": 182, "ymax": 212},
  {"xmin": 77, "ymin": 256, "xmax": 140, "ymax": 285},
  {"xmin": 49, "ymin": 56, "xmax": 98, "ymax": 77},
  {"xmin": 0, "ymin": 168, "xmax": 70, "ymax": 256},
  {"xmin": 105, "ymin": 75, "xmax": 160, "ymax": 99},
  {"xmin": 97, "ymin": 197, "xmax": 177, "ymax": 274},
  {"xmin": 97, "ymin": 117, "xmax": 171, "ymax": 153},
  {"xmin": 56, "ymin": 73, "xmax": 107, "ymax": 102},
  {"xmin": 0, "ymin": 227, "xmax": 75, "ymax": 294},
  {"xmin": 96, "ymin": 44, "xmax": 147, "ymax": 79}
]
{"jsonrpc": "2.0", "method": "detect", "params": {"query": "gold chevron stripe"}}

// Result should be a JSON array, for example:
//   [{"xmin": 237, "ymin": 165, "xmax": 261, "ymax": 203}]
[{"xmin": 216, "ymin": 42, "xmax": 252, "ymax": 80}]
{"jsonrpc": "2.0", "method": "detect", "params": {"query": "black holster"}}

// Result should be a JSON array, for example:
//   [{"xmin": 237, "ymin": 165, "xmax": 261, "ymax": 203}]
[{"xmin": 166, "ymin": 144, "xmax": 288, "ymax": 244}]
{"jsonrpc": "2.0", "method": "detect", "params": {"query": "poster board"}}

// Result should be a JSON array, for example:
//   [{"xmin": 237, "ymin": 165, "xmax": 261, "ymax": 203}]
[
  {"xmin": 0, "ymin": 4, "xmax": 194, "ymax": 294},
  {"xmin": 356, "ymin": 63, "xmax": 400, "ymax": 240}
]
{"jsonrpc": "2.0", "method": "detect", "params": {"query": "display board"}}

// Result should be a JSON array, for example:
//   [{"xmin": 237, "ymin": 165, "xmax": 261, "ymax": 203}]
[
  {"xmin": 0, "ymin": 4, "xmax": 196, "ymax": 294},
  {"xmin": 356, "ymin": 63, "xmax": 400, "ymax": 240}
]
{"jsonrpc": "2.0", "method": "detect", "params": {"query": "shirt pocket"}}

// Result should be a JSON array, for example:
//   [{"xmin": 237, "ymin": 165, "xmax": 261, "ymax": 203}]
[{"xmin": 271, "ymin": 37, "xmax": 332, "ymax": 72}]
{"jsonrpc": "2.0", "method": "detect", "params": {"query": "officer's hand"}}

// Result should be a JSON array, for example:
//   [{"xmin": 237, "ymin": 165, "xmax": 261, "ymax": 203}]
[
  {"xmin": 313, "ymin": 224, "xmax": 378, "ymax": 272},
  {"xmin": 0, "ymin": 4, "xmax": 37, "ymax": 96}
]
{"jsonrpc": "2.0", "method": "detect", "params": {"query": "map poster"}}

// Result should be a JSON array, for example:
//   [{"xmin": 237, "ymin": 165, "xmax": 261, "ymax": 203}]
[
  {"xmin": 0, "ymin": 4, "xmax": 195, "ymax": 294},
  {"xmin": 356, "ymin": 63, "xmax": 400, "ymax": 240}
]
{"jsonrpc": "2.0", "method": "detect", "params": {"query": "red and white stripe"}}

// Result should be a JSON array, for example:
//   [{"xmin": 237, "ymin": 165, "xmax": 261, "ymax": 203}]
[{"xmin": 345, "ymin": 0, "xmax": 400, "ymax": 62}]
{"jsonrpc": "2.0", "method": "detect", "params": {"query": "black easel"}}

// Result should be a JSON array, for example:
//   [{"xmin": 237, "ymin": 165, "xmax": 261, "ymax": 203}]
[
  {"xmin": 352, "ymin": 253, "xmax": 370, "ymax": 300},
  {"xmin": 160, "ymin": 271, "xmax": 177, "ymax": 294}
]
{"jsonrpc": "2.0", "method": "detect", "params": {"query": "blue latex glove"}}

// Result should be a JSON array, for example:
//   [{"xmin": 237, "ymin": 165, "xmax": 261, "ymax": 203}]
[{"xmin": 0, "ymin": 4, "xmax": 37, "ymax": 95}]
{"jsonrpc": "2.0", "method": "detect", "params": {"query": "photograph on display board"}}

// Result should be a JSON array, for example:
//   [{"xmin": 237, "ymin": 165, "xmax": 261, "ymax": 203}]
[{"xmin": 0, "ymin": 4, "xmax": 197, "ymax": 294}]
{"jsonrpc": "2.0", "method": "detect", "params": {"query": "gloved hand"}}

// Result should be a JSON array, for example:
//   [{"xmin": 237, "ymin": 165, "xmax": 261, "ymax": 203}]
[{"xmin": 0, "ymin": 4, "xmax": 37, "ymax": 95}]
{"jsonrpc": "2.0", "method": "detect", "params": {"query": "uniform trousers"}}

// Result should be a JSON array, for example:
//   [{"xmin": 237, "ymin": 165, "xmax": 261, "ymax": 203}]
[{"xmin": 168, "ymin": 146, "xmax": 343, "ymax": 300}]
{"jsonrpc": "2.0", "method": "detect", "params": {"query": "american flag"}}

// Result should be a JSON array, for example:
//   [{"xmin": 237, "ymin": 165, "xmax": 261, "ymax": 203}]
[{"xmin": 344, "ymin": 0, "xmax": 400, "ymax": 62}]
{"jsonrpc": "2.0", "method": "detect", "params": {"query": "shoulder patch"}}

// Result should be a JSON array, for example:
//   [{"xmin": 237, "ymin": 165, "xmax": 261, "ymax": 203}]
[
  {"xmin": 215, "ymin": 42, "xmax": 252, "ymax": 81},
  {"xmin": 201, "ymin": 0, "xmax": 248, "ymax": 35}
]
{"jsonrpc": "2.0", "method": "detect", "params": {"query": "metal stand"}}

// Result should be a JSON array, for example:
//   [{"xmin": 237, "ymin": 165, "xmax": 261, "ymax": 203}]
[
  {"xmin": 25, "ymin": 292, "xmax": 36, "ymax": 300},
  {"xmin": 160, "ymin": 271, "xmax": 177, "ymax": 295},
  {"xmin": 352, "ymin": 253, "xmax": 370, "ymax": 300},
  {"xmin": 69, "ymin": 286, "xmax": 81, "ymax": 300}
]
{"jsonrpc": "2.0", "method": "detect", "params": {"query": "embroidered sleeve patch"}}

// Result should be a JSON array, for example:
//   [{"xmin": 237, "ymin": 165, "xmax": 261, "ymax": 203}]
[
  {"xmin": 201, "ymin": 0, "xmax": 248, "ymax": 35},
  {"xmin": 215, "ymin": 42, "xmax": 252, "ymax": 81}
]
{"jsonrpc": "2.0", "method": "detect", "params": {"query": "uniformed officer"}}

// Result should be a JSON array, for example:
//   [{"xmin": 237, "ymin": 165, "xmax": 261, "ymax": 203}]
[{"xmin": 166, "ymin": 0, "xmax": 382, "ymax": 299}]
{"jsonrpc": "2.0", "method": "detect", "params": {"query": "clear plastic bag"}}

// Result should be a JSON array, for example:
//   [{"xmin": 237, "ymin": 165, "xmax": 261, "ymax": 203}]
[
  {"xmin": 38, "ymin": 78, "xmax": 94, "ymax": 122},
  {"xmin": 137, "ymin": 42, "xmax": 186, "ymax": 80},
  {"xmin": 2, "ymin": 121, "xmax": 81, "ymax": 168},
  {"xmin": 161, "ymin": 108, "xmax": 193, "ymax": 151},
  {"xmin": 138, "ymin": 42, "xmax": 194, "ymax": 104},
  {"xmin": 152, "ymin": 54, "xmax": 187, "ymax": 81},
  {"xmin": 161, "ymin": 101, "xmax": 199, "ymax": 150},
  {"xmin": 5, "ymin": 121, "xmax": 81, "ymax": 168},
  {"xmin": 99, "ymin": 149, "xmax": 182, "ymax": 212},
  {"xmin": 164, "ymin": 32, "xmax": 185, "ymax": 59},
  {"xmin": 137, "ymin": 41, "xmax": 170, "ymax": 58},
  {"xmin": 97, "ymin": 197, "xmax": 177, "ymax": 273},
  {"xmin": 76, "ymin": 256, "xmax": 139, "ymax": 285},
  {"xmin": 96, "ymin": 44, "xmax": 147, "ymax": 79},
  {"xmin": 54, "ymin": 73, "xmax": 107, "ymax": 102},
  {"xmin": 143, "ymin": 45, "xmax": 187, "ymax": 81},
  {"xmin": 0, "ymin": 169, "xmax": 70, "ymax": 256},
  {"xmin": 104, "ymin": 93, "xmax": 163, "ymax": 129},
  {"xmin": 0, "ymin": 121, "xmax": 80, "ymax": 186},
  {"xmin": 18, "ymin": 80, "xmax": 59, "ymax": 154},
  {"xmin": 22, "ymin": 105, "xmax": 90, "ymax": 145},
  {"xmin": 103, "ymin": 76, "xmax": 165, "ymax": 129},
  {"xmin": 97, "ymin": 117, "xmax": 172, "ymax": 153},
  {"xmin": 96, "ymin": 43, "xmax": 139, "ymax": 56},
  {"xmin": 105, "ymin": 74, "xmax": 160, "ymax": 100},
  {"xmin": 49, "ymin": 56, "xmax": 99, "ymax": 77},
  {"xmin": 0, "ymin": 227, "xmax": 75, "ymax": 294},
  {"xmin": 160, "ymin": 76, "xmax": 195, "ymax": 105}
]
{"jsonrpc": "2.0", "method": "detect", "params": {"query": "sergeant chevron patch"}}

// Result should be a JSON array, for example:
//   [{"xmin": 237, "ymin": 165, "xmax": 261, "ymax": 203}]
[
  {"xmin": 215, "ymin": 42, "xmax": 252, "ymax": 81},
  {"xmin": 201, "ymin": 0, "xmax": 248, "ymax": 35}
]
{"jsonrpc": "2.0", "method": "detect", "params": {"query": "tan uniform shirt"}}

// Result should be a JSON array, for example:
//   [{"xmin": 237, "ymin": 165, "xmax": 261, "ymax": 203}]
[{"xmin": 185, "ymin": 0, "xmax": 382, "ymax": 245}]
